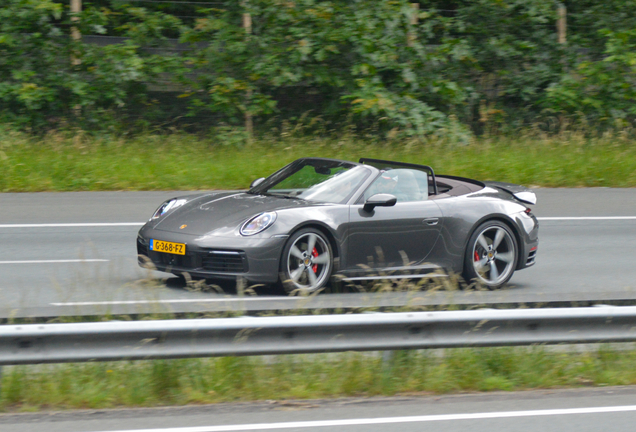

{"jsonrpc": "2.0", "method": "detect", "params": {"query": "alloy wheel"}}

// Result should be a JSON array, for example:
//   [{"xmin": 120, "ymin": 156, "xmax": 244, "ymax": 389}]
[
  {"xmin": 285, "ymin": 231, "xmax": 332, "ymax": 291},
  {"xmin": 471, "ymin": 225, "xmax": 516, "ymax": 287}
]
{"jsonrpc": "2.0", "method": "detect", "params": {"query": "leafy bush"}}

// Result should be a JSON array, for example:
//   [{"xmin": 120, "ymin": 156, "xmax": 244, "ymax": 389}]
[
  {"xmin": 0, "ymin": 0, "xmax": 180, "ymax": 129},
  {"xmin": 2, "ymin": 0, "xmax": 636, "ymax": 136},
  {"xmin": 0, "ymin": 0, "xmax": 67, "ymax": 128},
  {"xmin": 544, "ymin": 29, "xmax": 636, "ymax": 126},
  {"xmin": 177, "ymin": 0, "xmax": 471, "ymax": 139}
]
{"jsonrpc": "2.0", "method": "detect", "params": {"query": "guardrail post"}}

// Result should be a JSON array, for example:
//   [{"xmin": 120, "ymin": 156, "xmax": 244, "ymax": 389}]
[
  {"xmin": 70, "ymin": 0, "xmax": 82, "ymax": 63},
  {"xmin": 71, "ymin": 0, "xmax": 82, "ymax": 118},
  {"xmin": 381, "ymin": 350, "xmax": 393, "ymax": 365},
  {"xmin": 242, "ymin": 1, "xmax": 253, "ymax": 142},
  {"xmin": 557, "ymin": 4, "xmax": 566, "ymax": 44},
  {"xmin": 408, "ymin": 3, "xmax": 419, "ymax": 47}
]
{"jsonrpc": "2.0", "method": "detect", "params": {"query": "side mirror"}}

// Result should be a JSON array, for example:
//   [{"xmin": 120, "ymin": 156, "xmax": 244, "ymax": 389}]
[
  {"xmin": 363, "ymin": 193, "xmax": 397, "ymax": 212},
  {"xmin": 314, "ymin": 166, "xmax": 332, "ymax": 175},
  {"xmin": 250, "ymin": 177, "xmax": 265, "ymax": 189}
]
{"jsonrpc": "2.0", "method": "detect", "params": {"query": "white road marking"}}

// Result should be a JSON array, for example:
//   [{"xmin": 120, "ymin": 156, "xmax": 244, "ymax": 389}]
[
  {"xmin": 343, "ymin": 274, "xmax": 447, "ymax": 281},
  {"xmin": 0, "ymin": 223, "xmax": 144, "ymax": 228},
  {"xmin": 537, "ymin": 216, "xmax": 636, "ymax": 221},
  {"xmin": 51, "ymin": 297, "xmax": 281, "ymax": 306},
  {"xmin": 91, "ymin": 405, "xmax": 636, "ymax": 432},
  {"xmin": 0, "ymin": 259, "xmax": 110, "ymax": 264}
]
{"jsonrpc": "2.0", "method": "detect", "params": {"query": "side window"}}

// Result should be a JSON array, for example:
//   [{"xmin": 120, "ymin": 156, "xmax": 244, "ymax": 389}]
[{"xmin": 363, "ymin": 169, "xmax": 428, "ymax": 203}]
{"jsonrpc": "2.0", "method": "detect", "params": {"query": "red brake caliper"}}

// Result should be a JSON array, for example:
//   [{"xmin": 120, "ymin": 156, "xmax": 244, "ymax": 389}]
[
  {"xmin": 474, "ymin": 251, "xmax": 480, "ymax": 262},
  {"xmin": 312, "ymin": 248, "xmax": 319, "ymax": 273}
]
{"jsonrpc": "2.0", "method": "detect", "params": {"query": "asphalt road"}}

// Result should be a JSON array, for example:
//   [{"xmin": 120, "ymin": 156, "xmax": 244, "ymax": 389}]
[
  {"xmin": 1, "ymin": 189, "xmax": 636, "ymax": 317},
  {"xmin": 2, "ymin": 387, "xmax": 636, "ymax": 432}
]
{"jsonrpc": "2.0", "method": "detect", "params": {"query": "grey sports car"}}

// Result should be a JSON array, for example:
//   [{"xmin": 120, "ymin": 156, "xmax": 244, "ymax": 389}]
[{"xmin": 137, "ymin": 157, "xmax": 539, "ymax": 291}]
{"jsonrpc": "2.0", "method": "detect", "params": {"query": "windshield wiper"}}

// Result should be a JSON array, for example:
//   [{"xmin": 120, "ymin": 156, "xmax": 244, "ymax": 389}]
[{"xmin": 265, "ymin": 192, "xmax": 306, "ymax": 200}]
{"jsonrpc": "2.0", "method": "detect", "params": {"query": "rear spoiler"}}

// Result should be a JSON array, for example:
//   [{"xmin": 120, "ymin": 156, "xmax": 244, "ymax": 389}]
[{"xmin": 483, "ymin": 181, "xmax": 537, "ymax": 205}]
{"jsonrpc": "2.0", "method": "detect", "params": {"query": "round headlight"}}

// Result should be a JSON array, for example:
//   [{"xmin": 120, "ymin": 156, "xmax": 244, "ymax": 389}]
[
  {"xmin": 240, "ymin": 212, "xmax": 277, "ymax": 236},
  {"xmin": 150, "ymin": 198, "xmax": 187, "ymax": 220}
]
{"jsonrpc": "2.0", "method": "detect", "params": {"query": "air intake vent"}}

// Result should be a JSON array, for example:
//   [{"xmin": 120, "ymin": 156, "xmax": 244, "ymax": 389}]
[{"xmin": 201, "ymin": 251, "xmax": 247, "ymax": 273}]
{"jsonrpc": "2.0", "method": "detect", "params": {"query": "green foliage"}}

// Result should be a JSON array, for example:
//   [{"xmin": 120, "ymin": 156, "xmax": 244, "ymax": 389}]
[
  {"xmin": 176, "ymin": 0, "xmax": 470, "ymax": 139},
  {"xmin": 0, "ymin": 0, "xmax": 181, "ymax": 129},
  {"xmin": 0, "ymin": 0, "xmax": 65, "ymax": 128},
  {"xmin": 436, "ymin": 0, "xmax": 568, "ymax": 130},
  {"xmin": 544, "ymin": 29, "xmax": 636, "ymax": 126},
  {"xmin": 566, "ymin": 0, "xmax": 636, "ymax": 55},
  {"xmin": 1, "ymin": 0, "xmax": 636, "ymax": 134}
]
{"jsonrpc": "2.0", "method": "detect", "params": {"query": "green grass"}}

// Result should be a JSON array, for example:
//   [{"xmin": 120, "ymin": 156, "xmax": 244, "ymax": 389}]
[
  {"xmin": 2, "ymin": 347, "xmax": 636, "ymax": 412},
  {"xmin": 2, "ymin": 127, "xmax": 636, "ymax": 191}
]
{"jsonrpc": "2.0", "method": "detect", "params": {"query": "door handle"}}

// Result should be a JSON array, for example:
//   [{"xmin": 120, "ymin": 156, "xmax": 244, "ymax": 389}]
[{"xmin": 424, "ymin": 218, "xmax": 439, "ymax": 226}]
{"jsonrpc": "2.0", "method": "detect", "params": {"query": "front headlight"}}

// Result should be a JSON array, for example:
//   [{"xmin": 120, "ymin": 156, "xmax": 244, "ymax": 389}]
[
  {"xmin": 240, "ymin": 212, "xmax": 277, "ymax": 236},
  {"xmin": 150, "ymin": 198, "xmax": 187, "ymax": 220}
]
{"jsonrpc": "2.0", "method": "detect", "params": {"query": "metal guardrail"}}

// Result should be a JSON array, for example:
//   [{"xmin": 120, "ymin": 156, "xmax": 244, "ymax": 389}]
[{"xmin": 2, "ymin": 306, "xmax": 636, "ymax": 365}]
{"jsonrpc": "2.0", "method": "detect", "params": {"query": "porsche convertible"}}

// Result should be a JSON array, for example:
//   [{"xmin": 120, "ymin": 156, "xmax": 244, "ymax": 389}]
[{"xmin": 137, "ymin": 158, "xmax": 539, "ymax": 291}]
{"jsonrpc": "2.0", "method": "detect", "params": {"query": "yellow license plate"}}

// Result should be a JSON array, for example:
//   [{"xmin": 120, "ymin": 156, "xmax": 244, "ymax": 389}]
[{"xmin": 150, "ymin": 239, "xmax": 186, "ymax": 255}]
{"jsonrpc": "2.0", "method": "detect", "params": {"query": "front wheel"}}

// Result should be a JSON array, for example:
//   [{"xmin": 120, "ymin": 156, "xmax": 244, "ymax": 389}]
[
  {"xmin": 463, "ymin": 221, "xmax": 518, "ymax": 289},
  {"xmin": 280, "ymin": 228, "xmax": 333, "ymax": 293}
]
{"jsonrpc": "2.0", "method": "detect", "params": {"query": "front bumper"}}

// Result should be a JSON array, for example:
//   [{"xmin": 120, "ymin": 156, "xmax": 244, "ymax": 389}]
[{"xmin": 137, "ymin": 227, "xmax": 286, "ymax": 284}]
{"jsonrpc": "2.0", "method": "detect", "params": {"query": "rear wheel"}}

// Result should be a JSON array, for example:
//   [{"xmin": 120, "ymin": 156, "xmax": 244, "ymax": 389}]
[
  {"xmin": 280, "ymin": 228, "xmax": 333, "ymax": 293},
  {"xmin": 463, "ymin": 220, "xmax": 518, "ymax": 289}
]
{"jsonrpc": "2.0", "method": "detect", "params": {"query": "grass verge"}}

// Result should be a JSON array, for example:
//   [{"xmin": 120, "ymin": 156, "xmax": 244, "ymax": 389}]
[
  {"xmin": 2, "ymin": 346, "xmax": 636, "ymax": 412},
  {"xmin": 2, "ymin": 127, "xmax": 636, "ymax": 191}
]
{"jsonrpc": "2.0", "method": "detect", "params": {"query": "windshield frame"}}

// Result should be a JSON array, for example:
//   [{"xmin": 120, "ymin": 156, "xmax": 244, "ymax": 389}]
[
  {"xmin": 359, "ymin": 158, "xmax": 438, "ymax": 195},
  {"xmin": 248, "ymin": 158, "xmax": 373, "ymax": 204}
]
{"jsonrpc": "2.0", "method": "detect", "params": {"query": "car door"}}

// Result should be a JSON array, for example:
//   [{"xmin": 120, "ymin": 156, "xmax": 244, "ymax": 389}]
[
  {"xmin": 345, "ymin": 201, "xmax": 443, "ymax": 275},
  {"xmin": 343, "ymin": 168, "xmax": 444, "ymax": 276}
]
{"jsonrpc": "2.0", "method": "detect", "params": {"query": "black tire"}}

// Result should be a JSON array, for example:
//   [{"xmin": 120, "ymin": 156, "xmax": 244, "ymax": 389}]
[
  {"xmin": 463, "ymin": 220, "xmax": 518, "ymax": 290},
  {"xmin": 280, "ymin": 228, "xmax": 333, "ymax": 294}
]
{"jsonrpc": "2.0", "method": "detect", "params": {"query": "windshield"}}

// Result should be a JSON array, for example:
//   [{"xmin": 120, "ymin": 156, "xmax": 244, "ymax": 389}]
[{"xmin": 253, "ymin": 160, "xmax": 370, "ymax": 204}]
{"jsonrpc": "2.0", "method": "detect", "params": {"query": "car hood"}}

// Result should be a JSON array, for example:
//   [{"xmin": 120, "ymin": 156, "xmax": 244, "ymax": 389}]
[{"xmin": 153, "ymin": 192, "xmax": 325, "ymax": 235}]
